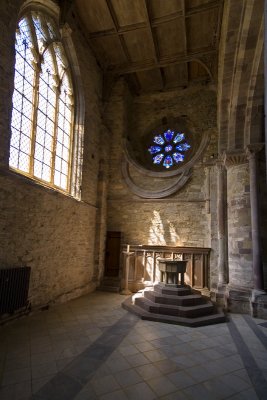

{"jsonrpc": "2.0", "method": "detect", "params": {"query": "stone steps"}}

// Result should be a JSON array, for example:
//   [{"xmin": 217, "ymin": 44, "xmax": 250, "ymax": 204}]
[
  {"xmin": 154, "ymin": 283, "xmax": 192, "ymax": 296},
  {"xmin": 122, "ymin": 283, "xmax": 226, "ymax": 327},
  {"xmin": 135, "ymin": 296, "xmax": 214, "ymax": 318},
  {"xmin": 144, "ymin": 289, "xmax": 205, "ymax": 306},
  {"xmin": 97, "ymin": 285, "xmax": 120, "ymax": 293},
  {"xmin": 97, "ymin": 277, "xmax": 121, "ymax": 293}
]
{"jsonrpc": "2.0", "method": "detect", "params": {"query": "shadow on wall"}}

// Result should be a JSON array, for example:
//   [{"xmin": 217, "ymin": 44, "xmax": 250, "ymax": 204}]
[{"xmin": 148, "ymin": 210, "xmax": 183, "ymax": 246}]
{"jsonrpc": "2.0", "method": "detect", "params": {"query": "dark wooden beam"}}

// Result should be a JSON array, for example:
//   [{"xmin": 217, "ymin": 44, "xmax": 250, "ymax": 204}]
[
  {"xmin": 108, "ymin": 48, "xmax": 217, "ymax": 75},
  {"xmin": 143, "ymin": 0, "xmax": 159, "ymax": 62},
  {"xmin": 87, "ymin": 1, "xmax": 222, "ymax": 39},
  {"xmin": 185, "ymin": 0, "xmax": 221, "ymax": 16},
  {"xmin": 89, "ymin": 23, "xmax": 148, "ymax": 39},
  {"xmin": 142, "ymin": 0, "xmax": 164, "ymax": 88},
  {"xmin": 105, "ymin": 0, "xmax": 131, "ymax": 62},
  {"xmin": 150, "ymin": 11, "xmax": 183, "ymax": 27},
  {"xmin": 89, "ymin": 28, "xmax": 117, "ymax": 39},
  {"xmin": 181, "ymin": 0, "xmax": 188, "ymax": 86}
]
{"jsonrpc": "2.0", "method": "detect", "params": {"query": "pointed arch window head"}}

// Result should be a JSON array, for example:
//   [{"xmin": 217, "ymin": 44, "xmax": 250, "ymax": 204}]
[{"xmin": 9, "ymin": 10, "xmax": 75, "ymax": 193}]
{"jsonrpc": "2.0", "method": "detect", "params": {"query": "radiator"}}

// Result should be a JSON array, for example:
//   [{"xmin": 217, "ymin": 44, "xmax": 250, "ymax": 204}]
[{"xmin": 0, "ymin": 267, "xmax": 31, "ymax": 314}]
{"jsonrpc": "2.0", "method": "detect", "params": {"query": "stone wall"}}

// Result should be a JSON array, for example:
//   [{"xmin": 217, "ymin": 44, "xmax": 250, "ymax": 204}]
[
  {"xmin": 105, "ymin": 80, "xmax": 218, "ymax": 281},
  {"xmin": 0, "ymin": 0, "xmax": 22, "ymax": 167},
  {"xmin": 226, "ymin": 161, "xmax": 252, "ymax": 287},
  {"xmin": 209, "ymin": 164, "xmax": 221, "ymax": 291},
  {"xmin": 0, "ymin": 1, "xmax": 107, "ymax": 307},
  {"xmin": 107, "ymin": 200, "xmax": 209, "ymax": 248}
]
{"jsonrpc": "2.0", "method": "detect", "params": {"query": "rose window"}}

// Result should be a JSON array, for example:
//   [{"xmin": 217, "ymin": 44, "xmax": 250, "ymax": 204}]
[{"xmin": 148, "ymin": 129, "xmax": 190, "ymax": 169}]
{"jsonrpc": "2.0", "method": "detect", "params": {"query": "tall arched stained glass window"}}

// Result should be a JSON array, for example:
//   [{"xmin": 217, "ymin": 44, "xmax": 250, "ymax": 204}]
[
  {"xmin": 9, "ymin": 9, "xmax": 74, "ymax": 192},
  {"xmin": 148, "ymin": 129, "xmax": 190, "ymax": 169}
]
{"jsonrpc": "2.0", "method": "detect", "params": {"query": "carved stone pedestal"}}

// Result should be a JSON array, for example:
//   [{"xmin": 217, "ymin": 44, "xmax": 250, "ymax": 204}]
[
  {"xmin": 158, "ymin": 259, "xmax": 187, "ymax": 286},
  {"xmin": 122, "ymin": 282, "xmax": 226, "ymax": 327}
]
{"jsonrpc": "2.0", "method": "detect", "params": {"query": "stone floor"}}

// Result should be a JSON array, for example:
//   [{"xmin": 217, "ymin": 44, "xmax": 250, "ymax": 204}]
[{"xmin": 0, "ymin": 291, "xmax": 267, "ymax": 400}]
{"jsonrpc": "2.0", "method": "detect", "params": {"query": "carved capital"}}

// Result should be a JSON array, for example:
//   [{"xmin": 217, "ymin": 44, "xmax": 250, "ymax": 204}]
[
  {"xmin": 60, "ymin": 22, "xmax": 72, "ymax": 38},
  {"xmin": 216, "ymin": 155, "xmax": 226, "ymax": 171},
  {"xmin": 222, "ymin": 150, "xmax": 247, "ymax": 167},
  {"xmin": 246, "ymin": 143, "xmax": 264, "ymax": 160}
]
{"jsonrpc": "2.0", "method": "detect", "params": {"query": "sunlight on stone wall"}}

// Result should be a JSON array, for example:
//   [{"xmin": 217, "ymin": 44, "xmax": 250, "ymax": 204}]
[
  {"xmin": 168, "ymin": 220, "xmax": 182, "ymax": 245},
  {"xmin": 148, "ymin": 210, "xmax": 166, "ymax": 245},
  {"xmin": 148, "ymin": 211, "xmax": 183, "ymax": 245}
]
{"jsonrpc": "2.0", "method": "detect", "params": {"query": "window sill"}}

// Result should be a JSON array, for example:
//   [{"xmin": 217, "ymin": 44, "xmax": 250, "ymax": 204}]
[{"xmin": 1, "ymin": 166, "xmax": 79, "ymax": 202}]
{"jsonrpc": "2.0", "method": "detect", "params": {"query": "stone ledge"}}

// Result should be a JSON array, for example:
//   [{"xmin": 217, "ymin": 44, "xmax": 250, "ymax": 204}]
[
  {"xmin": 225, "ymin": 286, "xmax": 252, "ymax": 314},
  {"xmin": 122, "ymin": 295, "xmax": 226, "ymax": 327},
  {"xmin": 251, "ymin": 291, "xmax": 267, "ymax": 319}
]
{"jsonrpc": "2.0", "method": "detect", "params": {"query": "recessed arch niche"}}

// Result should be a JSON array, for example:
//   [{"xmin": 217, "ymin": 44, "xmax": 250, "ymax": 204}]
[{"xmin": 122, "ymin": 116, "xmax": 210, "ymax": 198}]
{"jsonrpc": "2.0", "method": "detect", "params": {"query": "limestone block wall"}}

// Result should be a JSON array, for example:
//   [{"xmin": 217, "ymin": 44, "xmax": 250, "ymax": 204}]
[
  {"xmin": 0, "ymin": 176, "xmax": 98, "ymax": 306},
  {"xmin": 226, "ymin": 162, "xmax": 253, "ymax": 289},
  {"xmin": 105, "ymin": 80, "xmax": 219, "ymax": 280},
  {"xmin": 107, "ymin": 200, "xmax": 209, "ymax": 248},
  {"xmin": 209, "ymin": 164, "xmax": 221, "ymax": 291},
  {"xmin": 0, "ymin": 2, "xmax": 106, "ymax": 307}
]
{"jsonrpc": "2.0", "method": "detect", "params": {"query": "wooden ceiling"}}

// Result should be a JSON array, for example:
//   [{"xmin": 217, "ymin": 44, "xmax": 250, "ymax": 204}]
[{"xmin": 74, "ymin": 0, "xmax": 223, "ymax": 94}]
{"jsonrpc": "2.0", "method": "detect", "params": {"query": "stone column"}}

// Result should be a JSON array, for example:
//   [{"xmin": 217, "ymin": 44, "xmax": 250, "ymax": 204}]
[
  {"xmin": 121, "ymin": 246, "xmax": 134, "ymax": 295},
  {"xmin": 246, "ymin": 144, "xmax": 265, "ymax": 296},
  {"xmin": 93, "ymin": 162, "xmax": 108, "ymax": 283},
  {"xmin": 204, "ymin": 166, "xmax": 211, "ymax": 214},
  {"xmin": 223, "ymin": 151, "xmax": 253, "ymax": 313},
  {"xmin": 216, "ymin": 160, "xmax": 228, "ymax": 294}
]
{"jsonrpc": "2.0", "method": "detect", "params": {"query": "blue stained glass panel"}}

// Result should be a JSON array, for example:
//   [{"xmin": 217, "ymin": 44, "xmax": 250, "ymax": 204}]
[
  {"xmin": 173, "ymin": 133, "xmax": 185, "ymax": 143},
  {"xmin": 164, "ymin": 129, "xmax": 174, "ymax": 142},
  {"xmin": 153, "ymin": 135, "xmax": 165, "ymax": 145},
  {"xmin": 173, "ymin": 152, "xmax": 184, "ymax": 163},
  {"xmin": 148, "ymin": 128, "xmax": 190, "ymax": 169},
  {"xmin": 176, "ymin": 143, "xmax": 191, "ymax": 151},
  {"xmin": 163, "ymin": 155, "xmax": 173, "ymax": 168},
  {"xmin": 148, "ymin": 145, "xmax": 162, "ymax": 154},
  {"xmin": 153, "ymin": 153, "xmax": 164, "ymax": 164},
  {"xmin": 165, "ymin": 145, "xmax": 172, "ymax": 152}
]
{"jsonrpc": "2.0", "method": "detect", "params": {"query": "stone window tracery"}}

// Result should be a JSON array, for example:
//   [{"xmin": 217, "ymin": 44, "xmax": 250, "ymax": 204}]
[
  {"xmin": 9, "ymin": 8, "xmax": 76, "ymax": 194},
  {"xmin": 148, "ymin": 129, "xmax": 190, "ymax": 169}
]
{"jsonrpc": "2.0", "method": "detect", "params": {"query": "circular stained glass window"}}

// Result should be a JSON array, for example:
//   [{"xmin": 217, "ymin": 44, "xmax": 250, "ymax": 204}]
[{"xmin": 148, "ymin": 129, "xmax": 191, "ymax": 169}]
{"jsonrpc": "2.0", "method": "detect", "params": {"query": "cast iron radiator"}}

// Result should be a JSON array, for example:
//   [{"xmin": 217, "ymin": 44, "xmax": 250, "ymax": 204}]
[{"xmin": 0, "ymin": 267, "xmax": 31, "ymax": 314}]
